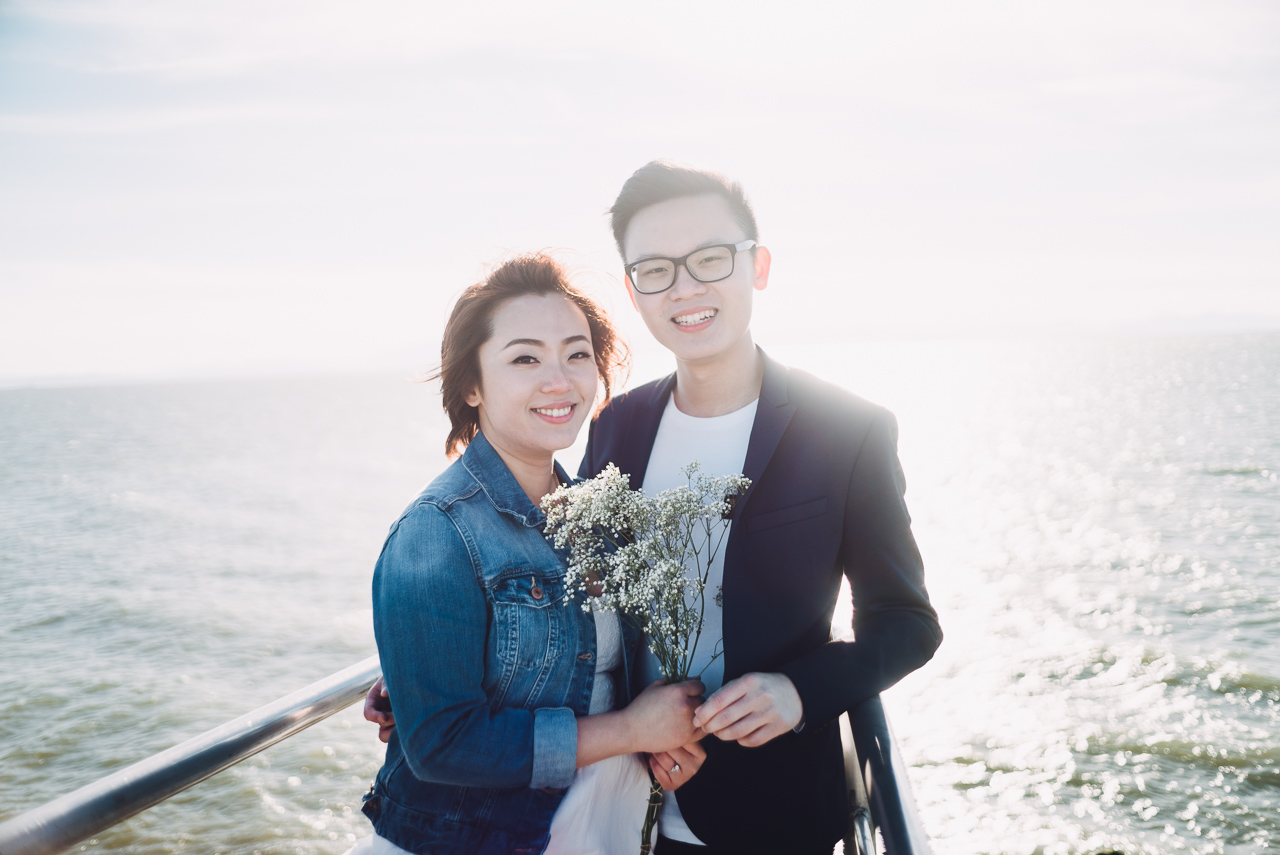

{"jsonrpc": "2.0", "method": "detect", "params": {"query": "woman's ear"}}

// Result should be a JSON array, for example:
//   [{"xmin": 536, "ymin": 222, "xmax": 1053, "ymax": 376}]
[{"xmin": 464, "ymin": 385, "xmax": 482, "ymax": 409}]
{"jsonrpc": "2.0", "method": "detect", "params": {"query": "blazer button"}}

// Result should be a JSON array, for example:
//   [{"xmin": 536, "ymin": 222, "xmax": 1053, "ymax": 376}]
[{"xmin": 531, "ymin": 585, "xmax": 544, "ymax": 600}]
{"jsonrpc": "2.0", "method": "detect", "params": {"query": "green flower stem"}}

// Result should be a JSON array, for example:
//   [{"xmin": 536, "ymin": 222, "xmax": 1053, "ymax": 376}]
[{"xmin": 639, "ymin": 766, "xmax": 664, "ymax": 855}]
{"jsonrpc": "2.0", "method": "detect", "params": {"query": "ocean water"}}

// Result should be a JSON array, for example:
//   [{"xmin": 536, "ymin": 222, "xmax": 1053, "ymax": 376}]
[{"xmin": 1, "ymin": 334, "xmax": 1277, "ymax": 854}]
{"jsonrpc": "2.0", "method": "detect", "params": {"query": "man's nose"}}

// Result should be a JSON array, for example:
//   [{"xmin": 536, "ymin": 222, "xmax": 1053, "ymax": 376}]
[{"xmin": 668, "ymin": 263, "xmax": 707, "ymax": 299}]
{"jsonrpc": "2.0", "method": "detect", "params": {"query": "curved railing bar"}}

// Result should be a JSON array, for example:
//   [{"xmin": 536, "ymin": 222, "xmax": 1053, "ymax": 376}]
[
  {"xmin": 0, "ymin": 656, "xmax": 382, "ymax": 855},
  {"xmin": 0, "ymin": 660, "xmax": 930, "ymax": 855},
  {"xmin": 847, "ymin": 695, "xmax": 933, "ymax": 855}
]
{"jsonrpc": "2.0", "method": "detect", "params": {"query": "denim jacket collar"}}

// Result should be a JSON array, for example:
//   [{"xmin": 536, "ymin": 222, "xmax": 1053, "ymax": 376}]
[{"xmin": 461, "ymin": 430, "xmax": 572, "ymax": 528}]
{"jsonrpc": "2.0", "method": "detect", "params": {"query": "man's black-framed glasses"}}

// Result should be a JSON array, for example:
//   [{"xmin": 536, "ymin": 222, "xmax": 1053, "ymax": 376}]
[{"xmin": 625, "ymin": 240, "xmax": 757, "ymax": 295}]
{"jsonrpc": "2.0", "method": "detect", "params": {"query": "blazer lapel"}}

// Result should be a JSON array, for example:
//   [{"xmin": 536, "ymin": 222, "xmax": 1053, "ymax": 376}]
[
  {"xmin": 733, "ymin": 351, "xmax": 796, "ymax": 521},
  {"xmin": 617, "ymin": 373, "xmax": 675, "ymax": 490},
  {"xmin": 720, "ymin": 350, "xmax": 797, "ymax": 681}
]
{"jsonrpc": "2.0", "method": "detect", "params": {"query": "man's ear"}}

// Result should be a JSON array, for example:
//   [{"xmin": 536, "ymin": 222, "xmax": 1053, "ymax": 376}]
[
  {"xmin": 752, "ymin": 246, "xmax": 772, "ymax": 292},
  {"xmin": 624, "ymin": 274, "xmax": 639, "ymax": 311}
]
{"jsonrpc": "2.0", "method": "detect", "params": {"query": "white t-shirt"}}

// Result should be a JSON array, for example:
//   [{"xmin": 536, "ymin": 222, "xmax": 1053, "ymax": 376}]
[{"xmin": 637, "ymin": 393, "xmax": 757, "ymax": 846}]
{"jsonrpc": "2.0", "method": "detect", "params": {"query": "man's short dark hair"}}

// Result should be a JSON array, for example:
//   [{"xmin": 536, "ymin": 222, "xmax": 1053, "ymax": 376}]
[{"xmin": 608, "ymin": 160, "xmax": 759, "ymax": 261}]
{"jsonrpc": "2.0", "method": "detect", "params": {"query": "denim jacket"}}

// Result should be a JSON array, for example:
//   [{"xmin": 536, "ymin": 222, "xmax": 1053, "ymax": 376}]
[{"xmin": 362, "ymin": 431, "xmax": 640, "ymax": 855}]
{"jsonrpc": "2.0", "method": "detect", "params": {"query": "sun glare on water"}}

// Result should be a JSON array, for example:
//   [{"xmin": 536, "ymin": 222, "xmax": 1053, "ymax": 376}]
[{"xmin": 785, "ymin": 335, "xmax": 1280, "ymax": 855}]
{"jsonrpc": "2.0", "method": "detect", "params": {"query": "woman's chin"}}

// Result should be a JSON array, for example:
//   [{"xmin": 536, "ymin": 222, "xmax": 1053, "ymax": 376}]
[
  {"xmin": 512, "ymin": 425, "xmax": 587, "ymax": 459},
  {"xmin": 548, "ymin": 422, "xmax": 588, "ymax": 453}
]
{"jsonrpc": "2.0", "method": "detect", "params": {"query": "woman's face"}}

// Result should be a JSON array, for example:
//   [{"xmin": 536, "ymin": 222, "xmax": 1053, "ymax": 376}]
[{"xmin": 466, "ymin": 293, "xmax": 598, "ymax": 464}]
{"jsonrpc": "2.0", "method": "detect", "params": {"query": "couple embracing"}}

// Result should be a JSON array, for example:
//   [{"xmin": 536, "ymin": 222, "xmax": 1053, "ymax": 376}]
[{"xmin": 357, "ymin": 161, "xmax": 942, "ymax": 855}]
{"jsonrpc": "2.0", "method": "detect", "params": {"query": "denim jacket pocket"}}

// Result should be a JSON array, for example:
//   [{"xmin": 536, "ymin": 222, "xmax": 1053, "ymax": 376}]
[{"xmin": 491, "ymin": 571, "xmax": 569, "ymax": 678}]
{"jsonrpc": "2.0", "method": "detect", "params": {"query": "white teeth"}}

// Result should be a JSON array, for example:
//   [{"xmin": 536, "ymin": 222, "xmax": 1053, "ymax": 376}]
[
  {"xmin": 674, "ymin": 309, "xmax": 716, "ymax": 326},
  {"xmin": 535, "ymin": 406, "xmax": 572, "ymax": 417}
]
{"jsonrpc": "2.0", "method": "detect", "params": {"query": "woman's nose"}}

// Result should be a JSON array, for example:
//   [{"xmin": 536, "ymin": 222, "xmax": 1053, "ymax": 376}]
[{"xmin": 541, "ymin": 364, "xmax": 571, "ymax": 392}]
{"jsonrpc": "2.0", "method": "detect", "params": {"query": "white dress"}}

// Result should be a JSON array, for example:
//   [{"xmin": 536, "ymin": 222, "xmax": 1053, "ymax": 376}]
[{"xmin": 543, "ymin": 607, "xmax": 651, "ymax": 854}]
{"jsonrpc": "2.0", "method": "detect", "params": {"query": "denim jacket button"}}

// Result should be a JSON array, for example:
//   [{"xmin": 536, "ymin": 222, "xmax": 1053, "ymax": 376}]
[
  {"xmin": 577, "ymin": 652, "xmax": 593, "ymax": 661},
  {"xmin": 531, "ymin": 585, "xmax": 544, "ymax": 600}
]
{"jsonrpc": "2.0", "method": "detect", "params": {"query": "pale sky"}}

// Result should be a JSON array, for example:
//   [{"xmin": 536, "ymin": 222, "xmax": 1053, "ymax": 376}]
[{"xmin": 2, "ymin": 1, "xmax": 1278, "ymax": 385}]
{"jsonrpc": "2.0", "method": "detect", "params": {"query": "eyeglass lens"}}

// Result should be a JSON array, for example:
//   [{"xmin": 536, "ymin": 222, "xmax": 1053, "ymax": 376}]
[{"xmin": 630, "ymin": 245, "xmax": 738, "ymax": 294}]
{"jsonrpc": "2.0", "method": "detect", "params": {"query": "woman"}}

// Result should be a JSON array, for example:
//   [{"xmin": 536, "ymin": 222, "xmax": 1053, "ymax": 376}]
[{"xmin": 360, "ymin": 254, "xmax": 705, "ymax": 855}]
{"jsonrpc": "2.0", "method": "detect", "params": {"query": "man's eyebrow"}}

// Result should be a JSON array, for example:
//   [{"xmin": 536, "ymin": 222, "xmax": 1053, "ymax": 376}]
[
  {"xmin": 501, "ymin": 334, "xmax": 591, "ymax": 349},
  {"xmin": 628, "ymin": 238, "xmax": 737, "ymax": 262}
]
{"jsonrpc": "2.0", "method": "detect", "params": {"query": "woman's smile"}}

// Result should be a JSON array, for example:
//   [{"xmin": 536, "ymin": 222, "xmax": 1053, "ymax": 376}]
[{"xmin": 532, "ymin": 403, "xmax": 577, "ymax": 423}]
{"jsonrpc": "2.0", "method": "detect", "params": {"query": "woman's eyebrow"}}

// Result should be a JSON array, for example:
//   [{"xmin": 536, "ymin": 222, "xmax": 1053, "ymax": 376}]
[
  {"xmin": 501, "ymin": 337, "xmax": 545, "ymax": 349},
  {"xmin": 501, "ymin": 334, "xmax": 589, "ymax": 349}
]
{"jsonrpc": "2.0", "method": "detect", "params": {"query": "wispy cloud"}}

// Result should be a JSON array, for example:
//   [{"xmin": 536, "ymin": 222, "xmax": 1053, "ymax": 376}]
[{"xmin": 0, "ymin": 103, "xmax": 335, "ymax": 135}]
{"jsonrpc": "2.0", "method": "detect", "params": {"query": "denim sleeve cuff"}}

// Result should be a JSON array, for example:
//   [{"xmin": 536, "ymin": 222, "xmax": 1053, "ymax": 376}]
[{"xmin": 530, "ymin": 707, "xmax": 578, "ymax": 790}]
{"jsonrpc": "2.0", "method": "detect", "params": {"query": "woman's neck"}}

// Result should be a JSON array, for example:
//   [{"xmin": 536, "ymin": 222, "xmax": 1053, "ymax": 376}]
[{"xmin": 486, "ymin": 439, "xmax": 560, "ymax": 506}]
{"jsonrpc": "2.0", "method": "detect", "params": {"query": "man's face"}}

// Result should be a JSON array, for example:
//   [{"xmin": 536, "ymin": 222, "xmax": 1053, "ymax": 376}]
[{"xmin": 622, "ymin": 193, "xmax": 770, "ymax": 368}]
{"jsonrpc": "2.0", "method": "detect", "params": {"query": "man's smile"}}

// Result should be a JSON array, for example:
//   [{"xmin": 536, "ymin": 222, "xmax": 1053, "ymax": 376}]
[{"xmin": 672, "ymin": 308, "xmax": 717, "ymax": 327}]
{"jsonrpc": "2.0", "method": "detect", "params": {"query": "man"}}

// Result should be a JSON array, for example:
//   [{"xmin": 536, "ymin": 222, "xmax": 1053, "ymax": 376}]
[{"xmin": 368, "ymin": 161, "xmax": 942, "ymax": 854}]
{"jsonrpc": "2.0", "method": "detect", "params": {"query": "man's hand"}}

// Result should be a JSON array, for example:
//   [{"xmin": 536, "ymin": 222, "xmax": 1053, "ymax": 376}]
[
  {"xmin": 647, "ymin": 740, "xmax": 707, "ymax": 791},
  {"xmin": 692, "ymin": 672, "xmax": 803, "ymax": 748},
  {"xmin": 363, "ymin": 676, "xmax": 395, "ymax": 744}
]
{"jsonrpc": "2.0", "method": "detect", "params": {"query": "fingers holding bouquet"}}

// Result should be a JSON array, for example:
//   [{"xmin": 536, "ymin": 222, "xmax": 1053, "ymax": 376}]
[{"xmin": 627, "ymin": 678, "xmax": 706, "ymax": 753}]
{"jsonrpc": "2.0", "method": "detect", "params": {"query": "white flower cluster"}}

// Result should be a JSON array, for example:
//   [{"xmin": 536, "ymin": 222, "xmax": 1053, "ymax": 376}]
[{"xmin": 543, "ymin": 462, "xmax": 751, "ymax": 682}]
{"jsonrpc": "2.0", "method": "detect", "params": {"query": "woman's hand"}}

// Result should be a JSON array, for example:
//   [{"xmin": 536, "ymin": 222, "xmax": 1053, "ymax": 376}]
[
  {"xmin": 575, "ymin": 679, "xmax": 703, "ymax": 768},
  {"xmin": 363, "ymin": 676, "xmax": 396, "ymax": 744},
  {"xmin": 625, "ymin": 679, "xmax": 705, "ymax": 754},
  {"xmin": 647, "ymin": 740, "xmax": 707, "ymax": 791}
]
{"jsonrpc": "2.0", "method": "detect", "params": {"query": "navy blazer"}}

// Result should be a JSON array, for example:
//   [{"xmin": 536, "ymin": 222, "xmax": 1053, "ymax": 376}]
[{"xmin": 578, "ymin": 350, "xmax": 942, "ymax": 852}]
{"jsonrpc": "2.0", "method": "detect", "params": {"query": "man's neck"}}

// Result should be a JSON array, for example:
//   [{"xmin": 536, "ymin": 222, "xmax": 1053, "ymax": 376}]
[{"xmin": 670, "ymin": 333, "xmax": 764, "ymax": 418}]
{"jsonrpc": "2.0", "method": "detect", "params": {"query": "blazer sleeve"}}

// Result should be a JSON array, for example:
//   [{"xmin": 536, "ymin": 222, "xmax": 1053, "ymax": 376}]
[
  {"xmin": 777, "ymin": 409, "xmax": 943, "ymax": 726},
  {"xmin": 372, "ymin": 504, "xmax": 578, "ymax": 790}
]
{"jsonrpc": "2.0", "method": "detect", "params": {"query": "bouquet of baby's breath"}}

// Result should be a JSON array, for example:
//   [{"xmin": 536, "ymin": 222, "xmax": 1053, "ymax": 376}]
[{"xmin": 542, "ymin": 461, "xmax": 750, "ymax": 855}]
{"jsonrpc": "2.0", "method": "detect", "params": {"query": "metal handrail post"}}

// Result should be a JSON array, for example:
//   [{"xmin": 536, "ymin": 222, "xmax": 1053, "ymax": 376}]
[{"xmin": 0, "ymin": 655, "xmax": 381, "ymax": 855}]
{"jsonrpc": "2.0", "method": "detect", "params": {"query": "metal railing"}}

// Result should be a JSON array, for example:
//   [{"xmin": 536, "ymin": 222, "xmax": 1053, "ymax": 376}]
[
  {"xmin": 845, "ymin": 696, "xmax": 933, "ymax": 855},
  {"xmin": 0, "ymin": 656, "xmax": 382, "ymax": 855},
  {"xmin": 0, "ymin": 657, "xmax": 928, "ymax": 855},
  {"xmin": 840, "ymin": 711, "xmax": 879, "ymax": 855}
]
